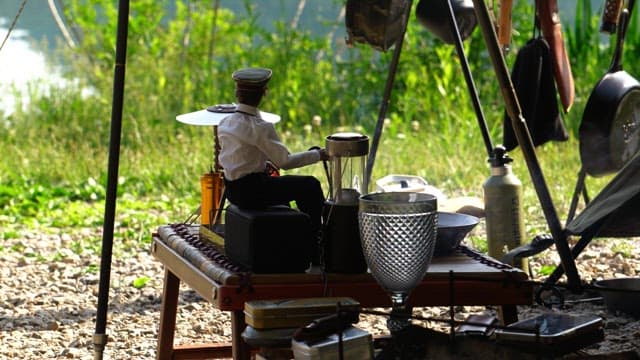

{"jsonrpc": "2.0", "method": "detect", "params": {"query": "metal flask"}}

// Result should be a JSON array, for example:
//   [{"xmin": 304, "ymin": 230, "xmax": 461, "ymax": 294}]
[{"xmin": 483, "ymin": 146, "xmax": 528, "ymax": 273}]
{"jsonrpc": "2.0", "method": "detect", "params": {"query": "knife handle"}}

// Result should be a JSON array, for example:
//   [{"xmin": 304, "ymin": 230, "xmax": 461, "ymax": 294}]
[
  {"xmin": 601, "ymin": 0, "xmax": 624, "ymax": 34},
  {"xmin": 497, "ymin": 0, "xmax": 513, "ymax": 51}
]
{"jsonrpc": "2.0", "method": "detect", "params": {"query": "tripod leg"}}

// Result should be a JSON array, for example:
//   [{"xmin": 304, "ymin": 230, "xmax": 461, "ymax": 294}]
[
  {"xmin": 544, "ymin": 231, "xmax": 596, "ymax": 286},
  {"xmin": 565, "ymin": 169, "xmax": 587, "ymax": 227}
]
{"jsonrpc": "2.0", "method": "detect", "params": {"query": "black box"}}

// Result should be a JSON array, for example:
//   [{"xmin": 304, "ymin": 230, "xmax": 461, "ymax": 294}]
[
  {"xmin": 322, "ymin": 201, "xmax": 367, "ymax": 273},
  {"xmin": 224, "ymin": 204, "xmax": 312, "ymax": 273}
]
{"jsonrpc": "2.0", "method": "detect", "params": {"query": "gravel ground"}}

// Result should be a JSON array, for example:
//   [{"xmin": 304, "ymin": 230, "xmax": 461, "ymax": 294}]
[{"xmin": 1, "ymin": 227, "xmax": 640, "ymax": 359}]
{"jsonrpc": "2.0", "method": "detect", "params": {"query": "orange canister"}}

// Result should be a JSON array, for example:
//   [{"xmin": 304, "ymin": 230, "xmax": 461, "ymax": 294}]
[{"xmin": 200, "ymin": 172, "xmax": 224, "ymax": 227}]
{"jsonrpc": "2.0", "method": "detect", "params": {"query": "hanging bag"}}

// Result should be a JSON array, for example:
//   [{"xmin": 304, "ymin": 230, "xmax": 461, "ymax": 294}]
[
  {"xmin": 345, "ymin": 0, "xmax": 411, "ymax": 51},
  {"xmin": 503, "ymin": 11, "xmax": 568, "ymax": 151}
]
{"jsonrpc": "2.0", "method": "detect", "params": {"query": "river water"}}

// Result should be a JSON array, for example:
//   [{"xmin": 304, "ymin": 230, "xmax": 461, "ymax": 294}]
[
  {"xmin": 0, "ymin": 1, "xmax": 64, "ymax": 114},
  {"xmin": 0, "ymin": 0, "xmax": 344, "ymax": 115}
]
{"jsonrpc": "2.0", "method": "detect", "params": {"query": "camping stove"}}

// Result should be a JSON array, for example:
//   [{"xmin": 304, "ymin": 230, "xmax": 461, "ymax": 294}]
[{"xmin": 321, "ymin": 132, "xmax": 369, "ymax": 273}]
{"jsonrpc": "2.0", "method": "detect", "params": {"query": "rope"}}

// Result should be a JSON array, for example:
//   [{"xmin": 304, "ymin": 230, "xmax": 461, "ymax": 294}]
[
  {"xmin": 0, "ymin": 0, "xmax": 28, "ymax": 55},
  {"xmin": 290, "ymin": 0, "xmax": 307, "ymax": 30},
  {"xmin": 48, "ymin": 0, "xmax": 77, "ymax": 48}
]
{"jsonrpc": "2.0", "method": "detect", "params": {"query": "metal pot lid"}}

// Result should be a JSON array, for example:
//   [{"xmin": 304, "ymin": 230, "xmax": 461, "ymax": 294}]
[
  {"xmin": 579, "ymin": 86, "xmax": 640, "ymax": 177},
  {"xmin": 609, "ymin": 89, "xmax": 640, "ymax": 170},
  {"xmin": 176, "ymin": 104, "xmax": 281, "ymax": 126},
  {"xmin": 326, "ymin": 132, "xmax": 368, "ymax": 141},
  {"xmin": 325, "ymin": 132, "xmax": 369, "ymax": 157}
]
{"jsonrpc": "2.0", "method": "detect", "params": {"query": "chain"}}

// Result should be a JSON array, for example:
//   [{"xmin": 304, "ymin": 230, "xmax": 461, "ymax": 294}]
[
  {"xmin": 170, "ymin": 223, "xmax": 248, "ymax": 273},
  {"xmin": 457, "ymin": 245, "xmax": 517, "ymax": 270}
]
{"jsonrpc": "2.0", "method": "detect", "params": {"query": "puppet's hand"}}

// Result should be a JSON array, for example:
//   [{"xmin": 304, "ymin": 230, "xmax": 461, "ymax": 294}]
[{"xmin": 265, "ymin": 161, "xmax": 280, "ymax": 177}]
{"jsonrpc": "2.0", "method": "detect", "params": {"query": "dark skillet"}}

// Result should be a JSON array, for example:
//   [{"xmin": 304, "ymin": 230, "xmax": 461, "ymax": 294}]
[{"xmin": 579, "ymin": 8, "xmax": 640, "ymax": 177}]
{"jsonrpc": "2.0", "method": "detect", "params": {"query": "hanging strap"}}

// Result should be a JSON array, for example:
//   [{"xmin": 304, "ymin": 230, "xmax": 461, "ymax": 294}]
[
  {"xmin": 497, "ymin": 0, "xmax": 513, "ymax": 52},
  {"xmin": 538, "ymin": 0, "xmax": 575, "ymax": 112}
]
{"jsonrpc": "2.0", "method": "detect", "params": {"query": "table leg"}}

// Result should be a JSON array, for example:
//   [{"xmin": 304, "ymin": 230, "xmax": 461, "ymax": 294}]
[
  {"xmin": 157, "ymin": 269, "xmax": 181, "ymax": 360},
  {"xmin": 497, "ymin": 305, "xmax": 518, "ymax": 325},
  {"xmin": 231, "ymin": 310, "xmax": 250, "ymax": 360}
]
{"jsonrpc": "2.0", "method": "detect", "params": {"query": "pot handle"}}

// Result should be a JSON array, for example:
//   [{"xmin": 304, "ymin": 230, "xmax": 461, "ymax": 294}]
[{"xmin": 609, "ymin": 8, "xmax": 630, "ymax": 72}]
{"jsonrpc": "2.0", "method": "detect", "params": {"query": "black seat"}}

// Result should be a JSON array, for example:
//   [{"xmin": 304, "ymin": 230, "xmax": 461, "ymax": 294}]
[
  {"xmin": 504, "ymin": 149, "xmax": 640, "ymax": 287},
  {"xmin": 543, "ymin": 150, "xmax": 640, "ymax": 284}
]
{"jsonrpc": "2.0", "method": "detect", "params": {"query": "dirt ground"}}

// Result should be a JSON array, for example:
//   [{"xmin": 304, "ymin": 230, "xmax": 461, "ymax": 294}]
[{"xmin": 0, "ymin": 228, "xmax": 639, "ymax": 359}]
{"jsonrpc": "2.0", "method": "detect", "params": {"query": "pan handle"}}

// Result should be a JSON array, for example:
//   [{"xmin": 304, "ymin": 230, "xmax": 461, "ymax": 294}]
[
  {"xmin": 609, "ymin": 8, "xmax": 630, "ymax": 72},
  {"xmin": 601, "ymin": 0, "xmax": 624, "ymax": 34}
]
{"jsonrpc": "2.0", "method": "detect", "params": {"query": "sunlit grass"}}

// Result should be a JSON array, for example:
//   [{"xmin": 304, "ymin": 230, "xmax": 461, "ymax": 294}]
[{"xmin": 1, "ymin": 0, "xmax": 637, "ymax": 265}]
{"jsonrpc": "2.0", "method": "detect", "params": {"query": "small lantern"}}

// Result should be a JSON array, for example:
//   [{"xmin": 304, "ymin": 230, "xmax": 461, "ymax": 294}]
[{"xmin": 325, "ymin": 132, "xmax": 369, "ymax": 205}]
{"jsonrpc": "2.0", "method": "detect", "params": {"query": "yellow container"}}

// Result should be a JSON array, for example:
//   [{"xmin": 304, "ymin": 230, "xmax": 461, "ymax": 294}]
[{"xmin": 200, "ymin": 172, "xmax": 224, "ymax": 227}]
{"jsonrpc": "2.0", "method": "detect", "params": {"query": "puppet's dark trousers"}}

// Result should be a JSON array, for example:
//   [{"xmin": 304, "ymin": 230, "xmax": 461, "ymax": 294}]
[{"xmin": 224, "ymin": 172, "xmax": 325, "ymax": 262}]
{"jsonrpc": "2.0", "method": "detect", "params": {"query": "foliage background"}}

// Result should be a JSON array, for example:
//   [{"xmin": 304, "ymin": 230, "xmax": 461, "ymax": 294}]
[{"xmin": 1, "ymin": 0, "xmax": 639, "ymax": 256}]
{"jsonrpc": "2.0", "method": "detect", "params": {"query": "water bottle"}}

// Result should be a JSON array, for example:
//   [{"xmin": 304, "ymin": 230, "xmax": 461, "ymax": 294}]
[{"xmin": 483, "ymin": 146, "xmax": 528, "ymax": 272}]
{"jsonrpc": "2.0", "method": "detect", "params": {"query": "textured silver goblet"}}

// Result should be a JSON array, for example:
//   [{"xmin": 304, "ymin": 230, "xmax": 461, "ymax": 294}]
[{"xmin": 359, "ymin": 192, "xmax": 437, "ymax": 332}]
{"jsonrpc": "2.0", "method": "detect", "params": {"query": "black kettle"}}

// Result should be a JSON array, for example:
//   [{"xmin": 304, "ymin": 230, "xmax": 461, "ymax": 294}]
[{"xmin": 416, "ymin": 0, "xmax": 477, "ymax": 44}]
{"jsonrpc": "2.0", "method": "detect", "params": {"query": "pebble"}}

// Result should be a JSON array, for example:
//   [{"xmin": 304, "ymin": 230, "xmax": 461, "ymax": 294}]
[{"xmin": 0, "ymin": 228, "xmax": 639, "ymax": 358}]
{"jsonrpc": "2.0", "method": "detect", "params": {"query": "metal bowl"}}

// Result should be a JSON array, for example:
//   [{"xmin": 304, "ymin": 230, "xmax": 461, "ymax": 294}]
[
  {"xmin": 593, "ymin": 278, "xmax": 640, "ymax": 318},
  {"xmin": 435, "ymin": 212, "xmax": 479, "ymax": 256}
]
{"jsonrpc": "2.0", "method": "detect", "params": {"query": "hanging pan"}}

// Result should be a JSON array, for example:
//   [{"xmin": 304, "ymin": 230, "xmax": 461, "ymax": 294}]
[{"xmin": 579, "ymin": 7, "xmax": 640, "ymax": 177}]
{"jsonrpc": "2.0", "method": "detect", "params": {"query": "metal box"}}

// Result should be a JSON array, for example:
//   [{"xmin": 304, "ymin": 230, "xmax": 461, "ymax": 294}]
[
  {"xmin": 224, "ymin": 204, "xmax": 312, "ymax": 273},
  {"xmin": 494, "ymin": 313, "xmax": 603, "ymax": 345},
  {"xmin": 244, "ymin": 297, "xmax": 360, "ymax": 330},
  {"xmin": 291, "ymin": 326, "xmax": 373, "ymax": 360}
]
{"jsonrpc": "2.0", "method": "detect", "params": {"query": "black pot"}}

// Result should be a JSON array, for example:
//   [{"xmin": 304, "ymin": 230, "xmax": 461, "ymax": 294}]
[
  {"xmin": 321, "ymin": 201, "xmax": 367, "ymax": 273},
  {"xmin": 593, "ymin": 278, "xmax": 640, "ymax": 318},
  {"xmin": 579, "ymin": 9, "xmax": 640, "ymax": 177},
  {"xmin": 435, "ymin": 212, "xmax": 479, "ymax": 256},
  {"xmin": 416, "ymin": 0, "xmax": 477, "ymax": 44}
]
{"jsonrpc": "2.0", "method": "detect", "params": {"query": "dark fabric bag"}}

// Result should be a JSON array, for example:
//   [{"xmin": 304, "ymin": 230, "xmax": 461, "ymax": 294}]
[
  {"xmin": 345, "ymin": 0, "xmax": 410, "ymax": 51},
  {"xmin": 503, "ymin": 36, "xmax": 569, "ymax": 151}
]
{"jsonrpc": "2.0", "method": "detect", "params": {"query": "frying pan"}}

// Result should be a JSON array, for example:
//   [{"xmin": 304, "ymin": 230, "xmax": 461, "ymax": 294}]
[
  {"xmin": 579, "ymin": 8, "xmax": 640, "ymax": 177},
  {"xmin": 593, "ymin": 278, "xmax": 640, "ymax": 318}
]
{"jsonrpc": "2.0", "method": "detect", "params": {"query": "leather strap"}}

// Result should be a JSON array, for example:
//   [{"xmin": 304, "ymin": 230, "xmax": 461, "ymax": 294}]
[{"xmin": 538, "ymin": 0, "xmax": 575, "ymax": 113}]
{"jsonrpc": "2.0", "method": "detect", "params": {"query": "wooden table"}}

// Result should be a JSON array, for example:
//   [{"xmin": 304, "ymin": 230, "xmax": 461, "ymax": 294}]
[{"xmin": 151, "ymin": 224, "xmax": 532, "ymax": 360}]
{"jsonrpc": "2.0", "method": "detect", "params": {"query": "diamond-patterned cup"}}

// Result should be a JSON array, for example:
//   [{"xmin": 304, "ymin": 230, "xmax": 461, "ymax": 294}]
[{"xmin": 358, "ymin": 192, "xmax": 437, "ymax": 296}]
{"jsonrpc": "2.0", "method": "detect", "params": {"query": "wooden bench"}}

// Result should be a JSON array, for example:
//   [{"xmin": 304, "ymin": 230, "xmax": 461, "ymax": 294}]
[{"xmin": 150, "ymin": 223, "xmax": 532, "ymax": 360}]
